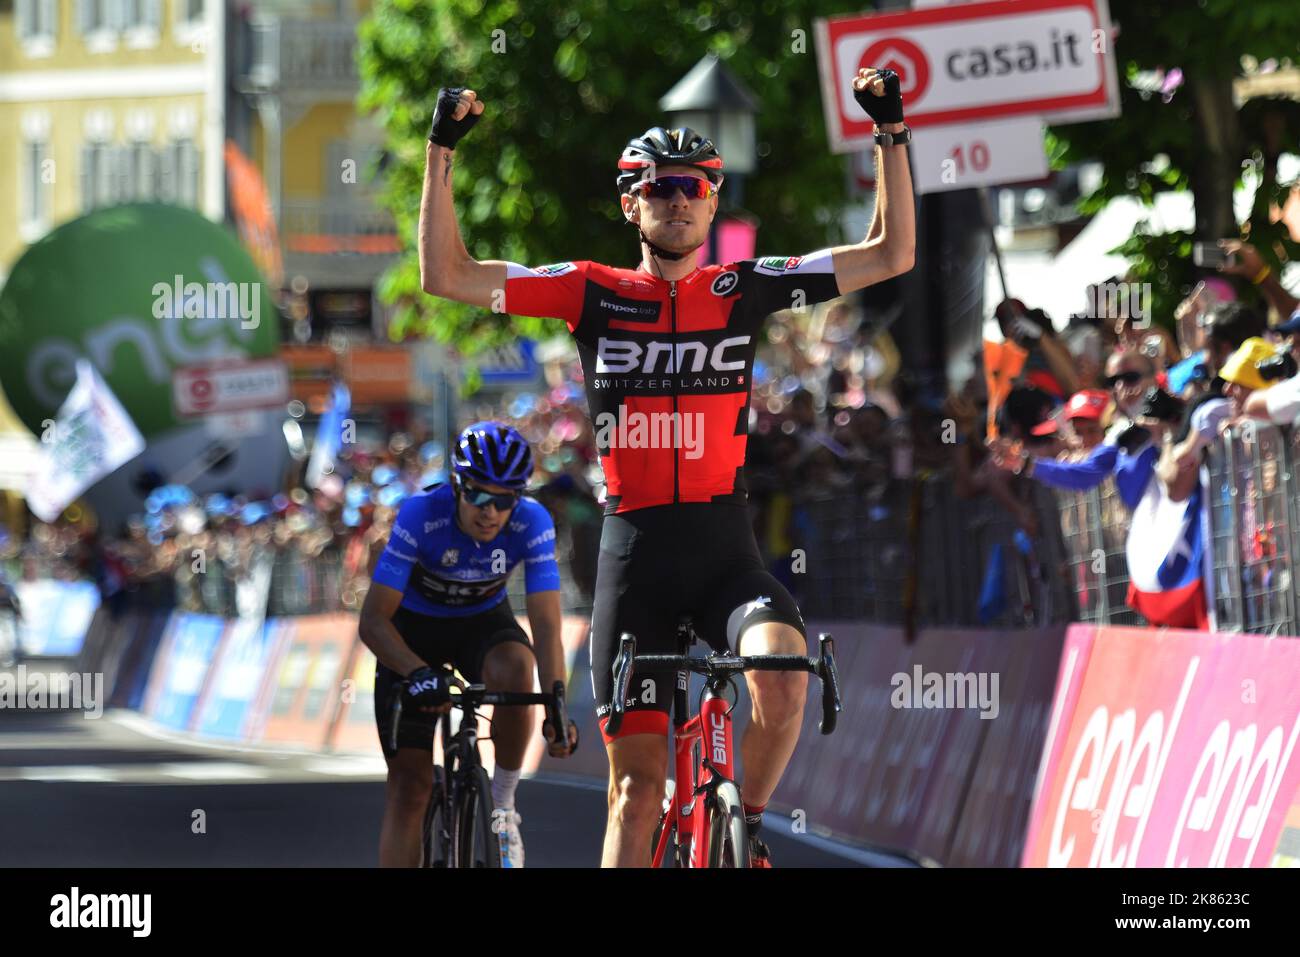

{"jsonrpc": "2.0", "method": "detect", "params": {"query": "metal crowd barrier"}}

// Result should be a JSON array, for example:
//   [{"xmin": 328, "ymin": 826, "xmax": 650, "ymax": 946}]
[
  {"xmin": 792, "ymin": 473, "xmax": 1074, "ymax": 628},
  {"xmin": 1207, "ymin": 421, "xmax": 1297, "ymax": 635},
  {"xmin": 1053, "ymin": 477, "xmax": 1146, "ymax": 628}
]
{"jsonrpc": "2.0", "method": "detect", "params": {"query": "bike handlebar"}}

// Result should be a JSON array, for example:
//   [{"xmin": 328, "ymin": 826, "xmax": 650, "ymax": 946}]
[
  {"xmin": 388, "ymin": 670, "xmax": 572, "ymax": 755},
  {"xmin": 604, "ymin": 631, "xmax": 844, "ymax": 737}
]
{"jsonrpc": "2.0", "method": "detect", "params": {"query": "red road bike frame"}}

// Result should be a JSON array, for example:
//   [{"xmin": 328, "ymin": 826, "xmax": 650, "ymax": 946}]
[
  {"xmin": 652, "ymin": 681, "xmax": 735, "ymax": 868},
  {"xmin": 607, "ymin": 629, "xmax": 841, "ymax": 869}
]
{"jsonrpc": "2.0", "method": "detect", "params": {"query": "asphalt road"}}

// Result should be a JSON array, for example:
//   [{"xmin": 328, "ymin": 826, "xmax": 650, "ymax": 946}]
[{"xmin": 0, "ymin": 706, "xmax": 867, "ymax": 868}]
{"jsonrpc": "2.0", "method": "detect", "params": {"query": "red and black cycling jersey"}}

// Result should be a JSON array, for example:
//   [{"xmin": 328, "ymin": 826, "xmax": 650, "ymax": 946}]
[{"xmin": 504, "ymin": 253, "xmax": 843, "ymax": 514}]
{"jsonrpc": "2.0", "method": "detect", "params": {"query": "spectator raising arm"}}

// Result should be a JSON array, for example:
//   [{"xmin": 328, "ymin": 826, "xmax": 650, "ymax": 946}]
[{"xmin": 1219, "ymin": 240, "xmax": 1299, "ymax": 319}]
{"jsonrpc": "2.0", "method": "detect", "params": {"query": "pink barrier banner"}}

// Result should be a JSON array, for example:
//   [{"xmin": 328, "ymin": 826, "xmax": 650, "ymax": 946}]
[
  {"xmin": 770, "ymin": 622, "xmax": 1065, "ymax": 865},
  {"xmin": 1022, "ymin": 625, "xmax": 1300, "ymax": 867}
]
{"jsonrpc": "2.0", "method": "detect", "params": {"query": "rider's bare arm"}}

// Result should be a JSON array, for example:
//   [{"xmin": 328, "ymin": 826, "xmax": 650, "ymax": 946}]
[
  {"xmin": 828, "ymin": 75, "xmax": 915, "ymax": 295},
  {"xmin": 524, "ymin": 589, "xmax": 564, "ymax": 693},
  {"xmin": 417, "ymin": 90, "xmax": 507, "ymax": 307},
  {"xmin": 359, "ymin": 582, "xmax": 427, "ymax": 677}
]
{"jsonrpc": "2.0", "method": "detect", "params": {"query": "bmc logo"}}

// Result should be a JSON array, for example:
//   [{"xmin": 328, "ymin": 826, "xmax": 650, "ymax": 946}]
[
  {"xmin": 596, "ymin": 335, "xmax": 750, "ymax": 374},
  {"xmin": 710, "ymin": 712, "xmax": 727, "ymax": 764}
]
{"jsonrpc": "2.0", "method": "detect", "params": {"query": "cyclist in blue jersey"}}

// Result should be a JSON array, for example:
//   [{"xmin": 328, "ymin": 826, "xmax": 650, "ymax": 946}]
[{"xmin": 360, "ymin": 422, "xmax": 578, "ymax": 868}]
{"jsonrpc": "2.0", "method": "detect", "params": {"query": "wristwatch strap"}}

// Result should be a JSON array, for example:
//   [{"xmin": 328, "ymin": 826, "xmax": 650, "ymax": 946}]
[{"xmin": 874, "ymin": 125, "xmax": 911, "ymax": 147}]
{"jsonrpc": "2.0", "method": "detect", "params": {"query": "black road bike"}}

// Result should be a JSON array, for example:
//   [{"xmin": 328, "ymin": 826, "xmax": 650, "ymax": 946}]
[{"xmin": 389, "ymin": 672, "xmax": 571, "ymax": 868}]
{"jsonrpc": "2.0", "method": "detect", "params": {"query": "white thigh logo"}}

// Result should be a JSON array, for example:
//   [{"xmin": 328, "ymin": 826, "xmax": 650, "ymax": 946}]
[{"xmin": 640, "ymin": 678, "xmax": 656, "ymax": 704}]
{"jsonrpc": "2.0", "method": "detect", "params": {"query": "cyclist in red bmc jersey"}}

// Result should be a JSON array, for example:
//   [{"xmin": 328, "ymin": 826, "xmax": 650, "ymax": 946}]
[{"xmin": 418, "ymin": 68, "xmax": 914, "ymax": 867}]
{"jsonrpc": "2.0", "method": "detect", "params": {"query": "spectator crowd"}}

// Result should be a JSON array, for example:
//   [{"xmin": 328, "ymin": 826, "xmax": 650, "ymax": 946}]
[{"xmin": 5, "ymin": 239, "xmax": 1300, "ymax": 631}]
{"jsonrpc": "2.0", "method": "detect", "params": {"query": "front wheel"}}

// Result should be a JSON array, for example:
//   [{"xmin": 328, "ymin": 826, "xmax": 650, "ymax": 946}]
[
  {"xmin": 452, "ymin": 765, "xmax": 498, "ymax": 868},
  {"xmin": 706, "ymin": 782, "xmax": 750, "ymax": 868},
  {"xmin": 421, "ymin": 766, "xmax": 448, "ymax": 868}
]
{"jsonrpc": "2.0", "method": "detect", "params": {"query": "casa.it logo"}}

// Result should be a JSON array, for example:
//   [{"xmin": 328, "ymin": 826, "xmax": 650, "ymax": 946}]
[{"xmin": 859, "ymin": 37, "xmax": 930, "ymax": 107}]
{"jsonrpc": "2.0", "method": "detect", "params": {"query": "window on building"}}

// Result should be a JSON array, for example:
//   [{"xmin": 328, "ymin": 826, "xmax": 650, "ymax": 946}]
[
  {"xmin": 22, "ymin": 141, "xmax": 51, "ymax": 228},
  {"xmin": 133, "ymin": 142, "xmax": 156, "ymax": 202},
  {"xmin": 80, "ymin": 143, "xmax": 115, "ymax": 212},
  {"xmin": 17, "ymin": 0, "xmax": 59, "ymax": 43},
  {"xmin": 176, "ymin": 139, "xmax": 199, "ymax": 208}
]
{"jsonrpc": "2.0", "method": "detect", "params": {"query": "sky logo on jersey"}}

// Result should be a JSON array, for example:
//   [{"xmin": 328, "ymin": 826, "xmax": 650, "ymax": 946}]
[
  {"xmin": 753, "ymin": 255, "xmax": 803, "ymax": 276},
  {"xmin": 532, "ymin": 262, "xmax": 576, "ymax": 277}
]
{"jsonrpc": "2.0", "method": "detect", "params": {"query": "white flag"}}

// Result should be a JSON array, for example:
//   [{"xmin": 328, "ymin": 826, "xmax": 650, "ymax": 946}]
[{"xmin": 26, "ymin": 361, "xmax": 146, "ymax": 522}]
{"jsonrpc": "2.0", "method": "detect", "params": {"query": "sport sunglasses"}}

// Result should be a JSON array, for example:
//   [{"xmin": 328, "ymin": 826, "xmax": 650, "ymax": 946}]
[
  {"xmin": 457, "ymin": 479, "xmax": 520, "ymax": 511},
  {"xmin": 629, "ymin": 175, "xmax": 717, "ymax": 200},
  {"xmin": 1102, "ymin": 370, "xmax": 1146, "ymax": 388}
]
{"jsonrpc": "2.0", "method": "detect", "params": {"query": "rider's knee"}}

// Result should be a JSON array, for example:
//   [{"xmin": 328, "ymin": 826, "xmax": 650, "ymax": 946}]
[
  {"xmin": 385, "ymin": 760, "xmax": 434, "ymax": 814},
  {"xmin": 607, "ymin": 764, "xmax": 664, "ymax": 826},
  {"xmin": 482, "ymin": 640, "xmax": 535, "ymax": 691},
  {"xmin": 748, "ymin": 668, "xmax": 808, "ymax": 722}
]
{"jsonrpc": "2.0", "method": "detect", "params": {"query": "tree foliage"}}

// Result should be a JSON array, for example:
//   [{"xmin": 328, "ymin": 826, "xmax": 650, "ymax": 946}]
[
  {"xmin": 357, "ymin": 0, "xmax": 870, "ymax": 358},
  {"xmin": 1046, "ymin": 0, "xmax": 1300, "ymax": 321}
]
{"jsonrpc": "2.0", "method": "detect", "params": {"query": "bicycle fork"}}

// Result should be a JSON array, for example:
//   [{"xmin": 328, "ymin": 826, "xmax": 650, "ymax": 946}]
[{"xmin": 652, "ymin": 673, "xmax": 738, "ymax": 868}]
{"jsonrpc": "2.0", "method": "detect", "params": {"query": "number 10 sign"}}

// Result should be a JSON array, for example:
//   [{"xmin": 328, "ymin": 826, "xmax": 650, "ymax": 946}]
[{"xmin": 910, "ymin": 116, "xmax": 1048, "ymax": 195}]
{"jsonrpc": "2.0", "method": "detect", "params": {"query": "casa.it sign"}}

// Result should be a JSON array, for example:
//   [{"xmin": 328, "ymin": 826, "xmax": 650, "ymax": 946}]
[{"xmin": 815, "ymin": 0, "xmax": 1120, "ymax": 153}]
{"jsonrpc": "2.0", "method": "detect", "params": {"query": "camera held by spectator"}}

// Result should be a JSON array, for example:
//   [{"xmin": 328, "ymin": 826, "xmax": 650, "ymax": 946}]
[{"xmin": 1256, "ymin": 344, "xmax": 1299, "ymax": 383}]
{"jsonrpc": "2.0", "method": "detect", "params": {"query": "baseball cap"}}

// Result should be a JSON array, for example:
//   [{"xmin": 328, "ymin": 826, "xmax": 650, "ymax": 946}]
[
  {"xmin": 1274, "ymin": 308, "xmax": 1300, "ymax": 336},
  {"xmin": 1064, "ymin": 390, "xmax": 1109, "ymax": 420},
  {"xmin": 1030, "ymin": 390, "xmax": 1108, "ymax": 436},
  {"xmin": 1219, "ymin": 336, "xmax": 1274, "ymax": 390}
]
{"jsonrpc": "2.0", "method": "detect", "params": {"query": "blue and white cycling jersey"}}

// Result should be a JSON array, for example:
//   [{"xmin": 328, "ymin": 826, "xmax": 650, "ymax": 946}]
[{"xmin": 372, "ymin": 483, "xmax": 561, "ymax": 618}]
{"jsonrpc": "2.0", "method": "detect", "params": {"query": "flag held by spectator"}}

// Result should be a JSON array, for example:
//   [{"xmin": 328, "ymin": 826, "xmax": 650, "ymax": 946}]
[
  {"xmin": 25, "ymin": 360, "xmax": 146, "ymax": 522},
  {"xmin": 306, "ymin": 380, "xmax": 351, "ymax": 489},
  {"xmin": 1125, "ymin": 480, "xmax": 1209, "ymax": 629},
  {"xmin": 983, "ymin": 338, "xmax": 1028, "ymax": 440}
]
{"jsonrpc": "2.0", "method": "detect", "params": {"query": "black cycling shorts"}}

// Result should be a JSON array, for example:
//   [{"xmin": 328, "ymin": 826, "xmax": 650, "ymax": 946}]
[
  {"xmin": 589, "ymin": 502, "xmax": 806, "ymax": 741},
  {"xmin": 374, "ymin": 600, "xmax": 532, "ymax": 758}
]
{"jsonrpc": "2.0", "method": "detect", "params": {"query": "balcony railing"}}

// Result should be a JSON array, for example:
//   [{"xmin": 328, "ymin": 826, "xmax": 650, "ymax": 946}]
[
  {"xmin": 245, "ymin": 18, "xmax": 359, "ymax": 91},
  {"xmin": 280, "ymin": 198, "xmax": 400, "ymax": 256}
]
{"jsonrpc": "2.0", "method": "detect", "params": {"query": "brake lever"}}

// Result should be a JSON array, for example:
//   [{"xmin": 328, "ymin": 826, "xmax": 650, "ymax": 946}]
[
  {"xmin": 549, "ymin": 680, "xmax": 577, "ymax": 755},
  {"xmin": 605, "ymin": 633, "xmax": 637, "ymax": 738},
  {"xmin": 817, "ymin": 634, "xmax": 842, "ymax": 736},
  {"xmin": 388, "ymin": 681, "xmax": 406, "ymax": 753}
]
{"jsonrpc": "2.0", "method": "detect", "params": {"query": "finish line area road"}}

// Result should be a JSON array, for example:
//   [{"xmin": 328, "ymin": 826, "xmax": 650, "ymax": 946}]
[{"xmin": 0, "ymin": 706, "xmax": 883, "ymax": 868}]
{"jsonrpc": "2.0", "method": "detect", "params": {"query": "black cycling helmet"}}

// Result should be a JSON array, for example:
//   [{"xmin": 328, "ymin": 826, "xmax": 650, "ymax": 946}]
[{"xmin": 616, "ymin": 126, "xmax": 725, "ymax": 195}]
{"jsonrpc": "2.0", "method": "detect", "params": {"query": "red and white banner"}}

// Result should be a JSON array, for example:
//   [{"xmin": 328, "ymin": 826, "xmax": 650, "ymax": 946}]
[
  {"xmin": 172, "ymin": 358, "xmax": 289, "ymax": 417},
  {"xmin": 815, "ymin": 0, "xmax": 1120, "ymax": 153},
  {"xmin": 1022, "ymin": 625, "xmax": 1300, "ymax": 867}
]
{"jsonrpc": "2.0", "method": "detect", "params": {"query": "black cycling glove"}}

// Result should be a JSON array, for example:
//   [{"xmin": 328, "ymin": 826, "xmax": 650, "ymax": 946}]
[
  {"xmin": 428, "ymin": 87, "xmax": 482, "ymax": 150},
  {"xmin": 404, "ymin": 665, "xmax": 450, "ymax": 709},
  {"xmin": 853, "ymin": 68, "xmax": 905, "ymax": 125}
]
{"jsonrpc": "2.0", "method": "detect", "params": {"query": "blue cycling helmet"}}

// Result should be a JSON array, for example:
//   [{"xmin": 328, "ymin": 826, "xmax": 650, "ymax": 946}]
[{"xmin": 452, "ymin": 421, "xmax": 534, "ymax": 490}]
